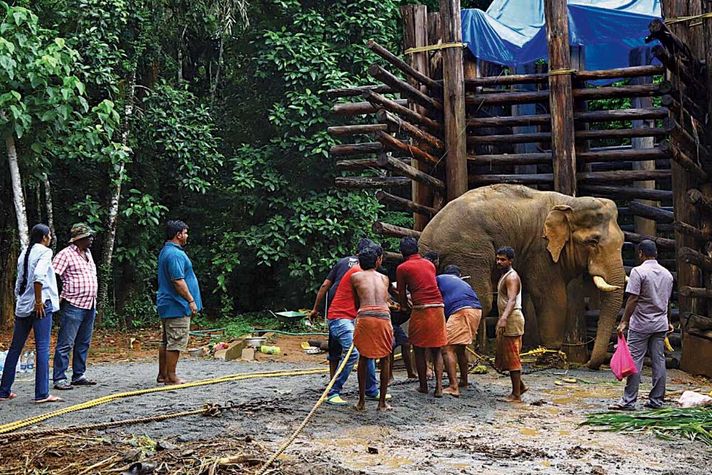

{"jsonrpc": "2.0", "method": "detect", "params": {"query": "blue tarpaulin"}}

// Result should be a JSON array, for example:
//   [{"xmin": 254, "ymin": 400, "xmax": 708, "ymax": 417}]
[{"xmin": 461, "ymin": 0, "xmax": 661, "ymax": 71}]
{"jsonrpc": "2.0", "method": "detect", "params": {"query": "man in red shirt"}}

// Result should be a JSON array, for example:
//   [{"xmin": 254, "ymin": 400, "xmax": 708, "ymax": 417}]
[{"xmin": 396, "ymin": 237, "xmax": 447, "ymax": 397}]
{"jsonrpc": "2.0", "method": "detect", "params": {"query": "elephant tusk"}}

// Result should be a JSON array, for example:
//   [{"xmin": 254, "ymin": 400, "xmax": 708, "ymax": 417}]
[
  {"xmin": 625, "ymin": 275, "xmax": 629, "ymax": 284},
  {"xmin": 593, "ymin": 275, "xmax": 620, "ymax": 292}
]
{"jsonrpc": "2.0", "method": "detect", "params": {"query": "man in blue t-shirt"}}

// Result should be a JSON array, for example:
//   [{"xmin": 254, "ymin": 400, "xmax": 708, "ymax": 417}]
[
  {"xmin": 156, "ymin": 220, "xmax": 202, "ymax": 385},
  {"xmin": 436, "ymin": 265, "xmax": 482, "ymax": 397}
]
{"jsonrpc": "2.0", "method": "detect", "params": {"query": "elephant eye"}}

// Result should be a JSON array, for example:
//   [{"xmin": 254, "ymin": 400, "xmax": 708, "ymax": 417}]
[{"xmin": 584, "ymin": 237, "xmax": 600, "ymax": 247}]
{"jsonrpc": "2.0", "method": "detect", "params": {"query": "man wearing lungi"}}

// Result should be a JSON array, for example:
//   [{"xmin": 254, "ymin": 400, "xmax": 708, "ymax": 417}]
[
  {"xmin": 396, "ymin": 237, "xmax": 447, "ymax": 397},
  {"xmin": 494, "ymin": 246, "xmax": 527, "ymax": 403},
  {"xmin": 352, "ymin": 246, "xmax": 394, "ymax": 411},
  {"xmin": 437, "ymin": 265, "xmax": 482, "ymax": 397}
]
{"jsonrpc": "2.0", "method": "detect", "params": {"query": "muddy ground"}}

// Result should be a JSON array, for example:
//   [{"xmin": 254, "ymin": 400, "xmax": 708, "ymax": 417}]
[{"xmin": 0, "ymin": 338, "xmax": 710, "ymax": 474}]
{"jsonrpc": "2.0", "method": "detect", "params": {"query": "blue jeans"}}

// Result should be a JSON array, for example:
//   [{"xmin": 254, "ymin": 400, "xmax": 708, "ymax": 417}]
[
  {"xmin": 0, "ymin": 306, "xmax": 53, "ymax": 400},
  {"xmin": 620, "ymin": 330, "xmax": 666, "ymax": 408},
  {"xmin": 328, "ymin": 318, "xmax": 377, "ymax": 397},
  {"xmin": 53, "ymin": 302, "xmax": 96, "ymax": 383}
]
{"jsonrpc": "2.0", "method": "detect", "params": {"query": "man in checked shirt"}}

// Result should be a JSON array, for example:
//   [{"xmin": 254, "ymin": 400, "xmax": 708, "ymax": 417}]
[{"xmin": 52, "ymin": 223, "xmax": 99, "ymax": 390}]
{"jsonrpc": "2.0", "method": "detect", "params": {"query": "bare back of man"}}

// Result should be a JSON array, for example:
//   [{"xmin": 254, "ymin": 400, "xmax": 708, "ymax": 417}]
[{"xmin": 351, "ymin": 259, "xmax": 394, "ymax": 411}]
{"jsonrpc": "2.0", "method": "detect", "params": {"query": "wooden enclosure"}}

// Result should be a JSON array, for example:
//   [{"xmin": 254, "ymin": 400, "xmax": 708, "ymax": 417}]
[{"xmin": 326, "ymin": 0, "xmax": 712, "ymax": 376}]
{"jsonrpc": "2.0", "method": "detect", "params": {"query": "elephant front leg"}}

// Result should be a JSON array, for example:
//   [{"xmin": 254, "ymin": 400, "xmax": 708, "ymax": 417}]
[{"xmin": 530, "ymin": 280, "xmax": 568, "ymax": 349}]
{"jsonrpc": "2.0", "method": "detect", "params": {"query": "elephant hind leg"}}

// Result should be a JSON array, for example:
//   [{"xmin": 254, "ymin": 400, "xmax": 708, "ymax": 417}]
[{"xmin": 529, "ymin": 279, "xmax": 568, "ymax": 349}]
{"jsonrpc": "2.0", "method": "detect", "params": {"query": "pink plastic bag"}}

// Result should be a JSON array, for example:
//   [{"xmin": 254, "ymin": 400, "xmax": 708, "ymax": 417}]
[{"xmin": 610, "ymin": 334, "xmax": 638, "ymax": 381}]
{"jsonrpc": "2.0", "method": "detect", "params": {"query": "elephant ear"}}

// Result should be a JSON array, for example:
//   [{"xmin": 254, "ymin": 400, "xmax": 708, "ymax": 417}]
[{"xmin": 543, "ymin": 204, "xmax": 573, "ymax": 263}]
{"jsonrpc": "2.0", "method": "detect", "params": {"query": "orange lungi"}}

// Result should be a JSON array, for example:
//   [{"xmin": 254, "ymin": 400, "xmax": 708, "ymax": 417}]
[
  {"xmin": 495, "ymin": 335, "xmax": 522, "ymax": 372},
  {"xmin": 353, "ymin": 305, "xmax": 393, "ymax": 359},
  {"xmin": 446, "ymin": 308, "xmax": 482, "ymax": 346},
  {"xmin": 408, "ymin": 305, "xmax": 447, "ymax": 348}
]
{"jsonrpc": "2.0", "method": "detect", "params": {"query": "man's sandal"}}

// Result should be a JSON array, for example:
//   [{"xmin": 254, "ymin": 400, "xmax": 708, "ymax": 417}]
[
  {"xmin": 366, "ymin": 391, "xmax": 392, "ymax": 401},
  {"xmin": 0, "ymin": 393, "xmax": 17, "ymax": 401},
  {"xmin": 71, "ymin": 378, "xmax": 97, "ymax": 386},
  {"xmin": 608, "ymin": 403, "xmax": 635, "ymax": 411}
]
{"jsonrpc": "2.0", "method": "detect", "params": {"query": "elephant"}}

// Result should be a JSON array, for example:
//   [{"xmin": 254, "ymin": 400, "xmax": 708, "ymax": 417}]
[{"xmin": 419, "ymin": 184, "xmax": 625, "ymax": 369}]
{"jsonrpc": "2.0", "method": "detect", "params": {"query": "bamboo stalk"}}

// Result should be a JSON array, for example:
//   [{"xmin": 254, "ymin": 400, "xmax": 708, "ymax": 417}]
[{"xmin": 376, "ymin": 190, "xmax": 437, "ymax": 216}]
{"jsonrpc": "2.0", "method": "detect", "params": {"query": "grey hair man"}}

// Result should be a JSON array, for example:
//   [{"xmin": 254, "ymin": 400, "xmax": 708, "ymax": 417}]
[{"xmin": 610, "ymin": 240, "xmax": 673, "ymax": 410}]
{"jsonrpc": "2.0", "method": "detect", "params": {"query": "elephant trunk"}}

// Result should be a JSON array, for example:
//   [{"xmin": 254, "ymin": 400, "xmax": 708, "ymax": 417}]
[{"xmin": 587, "ymin": 264, "xmax": 626, "ymax": 369}]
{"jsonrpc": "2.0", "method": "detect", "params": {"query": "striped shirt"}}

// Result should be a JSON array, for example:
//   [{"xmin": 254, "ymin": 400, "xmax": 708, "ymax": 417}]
[{"xmin": 53, "ymin": 244, "xmax": 98, "ymax": 309}]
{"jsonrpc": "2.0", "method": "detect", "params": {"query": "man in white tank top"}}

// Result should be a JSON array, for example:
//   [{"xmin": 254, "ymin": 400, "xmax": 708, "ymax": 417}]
[{"xmin": 494, "ymin": 247, "xmax": 527, "ymax": 403}]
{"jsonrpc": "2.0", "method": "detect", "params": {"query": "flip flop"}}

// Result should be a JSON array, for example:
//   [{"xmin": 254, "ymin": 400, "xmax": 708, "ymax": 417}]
[
  {"xmin": 608, "ymin": 403, "xmax": 635, "ymax": 411},
  {"xmin": 34, "ymin": 395, "xmax": 63, "ymax": 404},
  {"xmin": 71, "ymin": 378, "xmax": 97, "ymax": 386},
  {"xmin": 0, "ymin": 393, "xmax": 17, "ymax": 401}
]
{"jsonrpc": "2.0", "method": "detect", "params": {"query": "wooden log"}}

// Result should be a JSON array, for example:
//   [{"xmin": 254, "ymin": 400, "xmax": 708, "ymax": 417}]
[
  {"xmin": 326, "ymin": 85, "xmax": 395, "ymax": 98},
  {"xmin": 623, "ymin": 231, "xmax": 675, "ymax": 249},
  {"xmin": 579, "ymin": 147, "xmax": 667, "ymax": 164},
  {"xmin": 463, "ymin": 65, "xmax": 664, "ymax": 88},
  {"xmin": 661, "ymin": 94, "xmax": 706, "ymax": 126},
  {"xmin": 628, "ymin": 201, "xmax": 674, "ymax": 223},
  {"xmin": 376, "ymin": 190, "xmax": 437, "ymax": 217},
  {"xmin": 467, "ymin": 132, "xmax": 551, "ymax": 145},
  {"xmin": 335, "ymin": 176, "xmax": 410, "ymax": 189},
  {"xmin": 580, "ymin": 185, "xmax": 673, "ymax": 201},
  {"xmin": 576, "ymin": 107, "xmax": 668, "ymax": 123},
  {"xmin": 679, "ymin": 287, "xmax": 712, "ymax": 299},
  {"xmin": 372, "ymin": 221, "xmax": 422, "ymax": 238},
  {"xmin": 364, "ymin": 90, "xmax": 442, "ymax": 133},
  {"xmin": 328, "ymin": 124, "xmax": 388, "ymax": 137},
  {"xmin": 376, "ymin": 131, "xmax": 439, "ymax": 166},
  {"xmin": 673, "ymin": 221, "xmax": 712, "ymax": 241},
  {"xmin": 578, "ymin": 170, "xmax": 671, "ymax": 183},
  {"xmin": 440, "ymin": 0, "xmax": 468, "ymax": 201},
  {"xmin": 332, "ymin": 100, "xmax": 408, "ymax": 117},
  {"xmin": 687, "ymin": 189, "xmax": 712, "ymax": 214},
  {"xmin": 469, "ymin": 174, "xmax": 554, "ymax": 185},
  {"xmin": 575, "ymin": 127, "xmax": 670, "ymax": 140},
  {"xmin": 647, "ymin": 19, "xmax": 697, "ymax": 66},
  {"xmin": 467, "ymin": 113, "xmax": 550, "ymax": 128},
  {"xmin": 467, "ymin": 152, "xmax": 551, "ymax": 166},
  {"xmin": 465, "ymin": 84, "xmax": 662, "ymax": 108},
  {"xmin": 664, "ymin": 117, "xmax": 712, "ymax": 163},
  {"xmin": 330, "ymin": 142, "xmax": 382, "ymax": 157},
  {"xmin": 659, "ymin": 141, "xmax": 708, "ymax": 182},
  {"xmin": 335, "ymin": 158, "xmax": 379, "ymax": 171},
  {"xmin": 376, "ymin": 153, "xmax": 445, "ymax": 190},
  {"xmin": 377, "ymin": 110, "xmax": 445, "ymax": 151},
  {"xmin": 367, "ymin": 40, "xmax": 442, "ymax": 93},
  {"xmin": 368, "ymin": 64, "xmax": 443, "ymax": 112},
  {"xmin": 651, "ymin": 44, "xmax": 707, "ymax": 95},
  {"xmin": 687, "ymin": 313, "xmax": 712, "ymax": 330},
  {"xmin": 679, "ymin": 246, "xmax": 712, "ymax": 271},
  {"xmin": 383, "ymin": 250, "xmax": 404, "ymax": 262}
]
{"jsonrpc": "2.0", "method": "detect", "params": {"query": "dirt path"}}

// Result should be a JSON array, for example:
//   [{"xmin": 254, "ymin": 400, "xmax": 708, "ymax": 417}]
[{"xmin": 0, "ymin": 353, "xmax": 709, "ymax": 474}]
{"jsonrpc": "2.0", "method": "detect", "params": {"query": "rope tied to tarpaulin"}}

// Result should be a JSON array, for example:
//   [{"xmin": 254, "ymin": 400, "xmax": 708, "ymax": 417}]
[
  {"xmin": 664, "ymin": 12, "xmax": 712, "ymax": 26},
  {"xmin": 405, "ymin": 42, "xmax": 467, "ymax": 54}
]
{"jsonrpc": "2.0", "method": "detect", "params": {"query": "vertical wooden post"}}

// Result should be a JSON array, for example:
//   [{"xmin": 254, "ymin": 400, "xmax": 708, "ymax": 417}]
[
  {"xmin": 544, "ymin": 0, "xmax": 577, "ymax": 195},
  {"xmin": 402, "ymin": 5, "xmax": 433, "ymax": 231},
  {"xmin": 700, "ymin": 1, "xmax": 712, "ymax": 320},
  {"xmin": 630, "ymin": 47, "xmax": 658, "ymax": 238},
  {"xmin": 440, "ymin": 0, "xmax": 468, "ymax": 201}
]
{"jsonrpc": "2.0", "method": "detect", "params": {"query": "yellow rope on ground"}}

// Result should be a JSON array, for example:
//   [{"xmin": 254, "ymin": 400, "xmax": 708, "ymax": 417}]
[
  {"xmin": 405, "ymin": 42, "xmax": 467, "ymax": 54},
  {"xmin": 0, "ymin": 367, "xmax": 327, "ymax": 434},
  {"xmin": 255, "ymin": 344, "xmax": 356, "ymax": 475}
]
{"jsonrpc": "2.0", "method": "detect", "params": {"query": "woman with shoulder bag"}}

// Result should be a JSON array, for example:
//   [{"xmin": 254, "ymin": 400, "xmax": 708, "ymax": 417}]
[{"xmin": 0, "ymin": 224, "xmax": 63, "ymax": 404}]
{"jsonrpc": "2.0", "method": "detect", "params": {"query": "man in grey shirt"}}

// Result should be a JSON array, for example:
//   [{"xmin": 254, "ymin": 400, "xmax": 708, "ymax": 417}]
[{"xmin": 611, "ymin": 240, "xmax": 673, "ymax": 410}]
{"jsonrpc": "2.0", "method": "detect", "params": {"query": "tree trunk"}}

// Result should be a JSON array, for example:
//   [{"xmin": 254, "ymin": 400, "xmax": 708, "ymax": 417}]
[
  {"xmin": 97, "ymin": 70, "xmax": 136, "ymax": 323},
  {"xmin": 43, "ymin": 175, "xmax": 56, "ymax": 251},
  {"xmin": 6, "ymin": 134, "xmax": 29, "ymax": 248}
]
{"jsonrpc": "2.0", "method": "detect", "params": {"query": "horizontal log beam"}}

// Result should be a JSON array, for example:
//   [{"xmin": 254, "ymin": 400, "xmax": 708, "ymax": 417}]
[
  {"xmin": 332, "ymin": 100, "xmax": 408, "ymax": 117},
  {"xmin": 367, "ymin": 40, "xmax": 442, "ymax": 93},
  {"xmin": 466, "ymin": 107, "xmax": 668, "ymax": 128},
  {"xmin": 335, "ymin": 176, "xmax": 410, "ymax": 189},
  {"xmin": 679, "ymin": 247, "xmax": 712, "ymax": 271},
  {"xmin": 464, "ymin": 65, "xmax": 664, "ymax": 88},
  {"xmin": 580, "ymin": 185, "xmax": 673, "ymax": 201},
  {"xmin": 372, "ymin": 221, "xmax": 422, "ymax": 238},
  {"xmin": 328, "ymin": 124, "xmax": 388, "ymax": 137},
  {"xmin": 467, "ymin": 152, "xmax": 551, "ymax": 166},
  {"xmin": 469, "ymin": 174, "xmax": 554, "ymax": 185},
  {"xmin": 467, "ymin": 127, "xmax": 669, "ymax": 146},
  {"xmin": 376, "ymin": 131, "xmax": 440, "ymax": 166},
  {"xmin": 579, "ymin": 147, "xmax": 668, "ymax": 163},
  {"xmin": 364, "ymin": 90, "xmax": 442, "ymax": 133},
  {"xmin": 659, "ymin": 141, "xmax": 708, "ymax": 182},
  {"xmin": 368, "ymin": 64, "xmax": 443, "ymax": 112},
  {"xmin": 376, "ymin": 153, "xmax": 445, "ymax": 190},
  {"xmin": 377, "ymin": 110, "xmax": 445, "ymax": 152},
  {"xmin": 577, "ymin": 169, "xmax": 671, "ymax": 184},
  {"xmin": 383, "ymin": 250, "xmax": 404, "ymax": 261},
  {"xmin": 679, "ymin": 287, "xmax": 712, "ymax": 299},
  {"xmin": 623, "ymin": 231, "xmax": 675, "ymax": 249},
  {"xmin": 467, "ymin": 132, "xmax": 551, "ymax": 145},
  {"xmin": 627, "ymin": 201, "xmax": 674, "ymax": 223},
  {"xmin": 688, "ymin": 189, "xmax": 712, "ymax": 214},
  {"xmin": 330, "ymin": 142, "xmax": 383, "ymax": 157},
  {"xmin": 326, "ymin": 85, "xmax": 395, "ymax": 98},
  {"xmin": 673, "ymin": 221, "xmax": 712, "ymax": 241},
  {"xmin": 376, "ymin": 190, "xmax": 437, "ymax": 217},
  {"xmin": 465, "ymin": 84, "xmax": 661, "ymax": 107},
  {"xmin": 336, "ymin": 158, "xmax": 379, "ymax": 171},
  {"xmin": 687, "ymin": 313, "xmax": 712, "ymax": 330}
]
